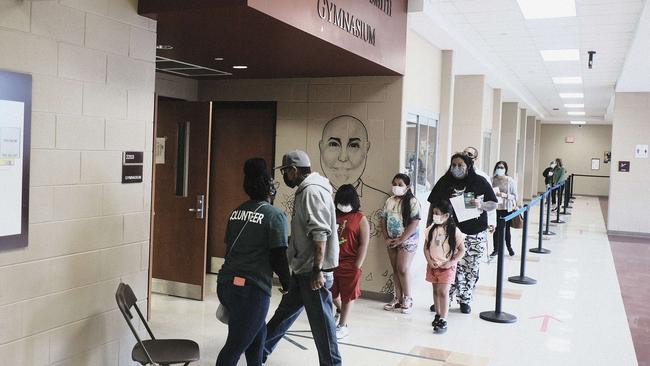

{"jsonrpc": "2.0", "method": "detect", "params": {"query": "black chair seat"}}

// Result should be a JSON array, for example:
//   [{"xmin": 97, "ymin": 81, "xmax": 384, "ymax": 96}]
[{"xmin": 133, "ymin": 339, "xmax": 200, "ymax": 365}]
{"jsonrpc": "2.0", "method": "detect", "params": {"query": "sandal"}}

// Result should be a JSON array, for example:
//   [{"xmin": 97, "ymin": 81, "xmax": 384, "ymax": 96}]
[
  {"xmin": 400, "ymin": 296, "xmax": 413, "ymax": 314},
  {"xmin": 383, "ymin": 297, "xmax": 401, "ymax": 311}
]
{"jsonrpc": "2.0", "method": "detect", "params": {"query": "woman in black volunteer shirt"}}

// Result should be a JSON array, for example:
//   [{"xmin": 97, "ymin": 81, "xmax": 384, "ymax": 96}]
[
  {"xmin": 216, "ymin": 158, "xmax": 291, "ymax": 366},
  {"xmin": 426, "ymin": 153, "xmax": 497, "ymax": 314}
]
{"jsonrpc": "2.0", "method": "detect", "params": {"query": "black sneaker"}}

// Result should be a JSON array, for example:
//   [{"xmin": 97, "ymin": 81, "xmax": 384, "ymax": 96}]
[
  {"xmin": 507, "ymin": 247, "xmax": 515, "ymax": 256},
  {"xmin": 489, "ymin": 250, "xmax": 498, "ymax": 257},
  {"xmin": 429, "ymin": 304, "xmax": 436, "ymax": 312},
  {"xmin": 434, "ymin": 319, "xmax": 448, "ymax": 334},
  {"xmin": 460, "ymin": 303, "xmax": 471, "ymax": 314},
  {"xmin": 431, "ymin": 314, "xmax": 440, "ymax": 327}
]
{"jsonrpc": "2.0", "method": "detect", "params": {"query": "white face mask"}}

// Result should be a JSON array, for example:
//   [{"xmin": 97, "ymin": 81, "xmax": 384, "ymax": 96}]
[
  {"xmin": 337, "ymin": 204, "xmax": 353, "ymax": 213},
  {"xmin": 495, "ymin": 168, "xmax": 506, "ymax": 176},
  {"xmin": 392, "ymin": 186, "xmax": 407, "ymax": 196},
  {"xmin": 432, "ymin": 214, "xmax": 447, "ymax": 225}
]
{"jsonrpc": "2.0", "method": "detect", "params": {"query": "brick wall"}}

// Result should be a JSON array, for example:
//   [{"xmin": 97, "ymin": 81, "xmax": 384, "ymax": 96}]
[{"xmin": 0, "ymin": 1, "xmax": 156, "ymax": 365}]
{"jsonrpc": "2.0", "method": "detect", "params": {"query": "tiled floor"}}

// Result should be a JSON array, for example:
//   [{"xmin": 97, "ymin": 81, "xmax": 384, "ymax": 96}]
[
  {"xmin": 600, "ymin": 196, "xmax": 650, "ymax": 366},
  {"xmin": 148, "ymin": 197, "xmax": 639, "ymax": 365}
]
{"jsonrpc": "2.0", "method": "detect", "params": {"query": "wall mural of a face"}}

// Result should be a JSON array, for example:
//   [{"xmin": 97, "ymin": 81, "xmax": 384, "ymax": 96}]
[{"xmin": 319, "ymin": 115, "xmax": 371, "ymax": 189}]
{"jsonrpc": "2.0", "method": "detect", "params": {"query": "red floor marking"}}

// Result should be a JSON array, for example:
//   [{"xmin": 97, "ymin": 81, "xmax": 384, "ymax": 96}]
[{"xmin": 529, "ymin": 314, "xmax": 562, "ymax": 332}]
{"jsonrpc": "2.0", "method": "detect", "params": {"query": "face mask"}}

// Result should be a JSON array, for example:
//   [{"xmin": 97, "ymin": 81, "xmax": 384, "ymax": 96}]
[
  {"xmin": 451, "ymin": 166, "xmax": 466, "ymax": 179},
  {"xmin": 432, "ymin": 215, "xmax": 447, "ymax": 225},
  {"xmin": 282, "ymin": 173, "xmax": 296, "ymax": 189},
  {"xmin": 550, "ymin": 163, "xmax": 556, "ymax": 168},
  {"xmin": 337, "ymin": 204, "xmax": 353, "ymax": 213},
  {"xmin": 392, "ymin": 186, "xmax": 407, "ymax": 196},
  {"xmin": 495, "ymin": 168, "xmax": 506, "ymax": 176}
]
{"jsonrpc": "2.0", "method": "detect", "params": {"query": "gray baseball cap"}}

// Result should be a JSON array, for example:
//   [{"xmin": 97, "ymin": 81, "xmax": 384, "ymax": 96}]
[{"xmin": 276, "ymin": 150, "xmax": 311, "ymax": 169}]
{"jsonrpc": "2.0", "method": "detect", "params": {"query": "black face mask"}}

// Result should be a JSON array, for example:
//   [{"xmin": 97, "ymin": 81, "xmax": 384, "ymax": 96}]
[{"xmin": 283, "ymin": 173, "xmax": 296, "ymax": 188}]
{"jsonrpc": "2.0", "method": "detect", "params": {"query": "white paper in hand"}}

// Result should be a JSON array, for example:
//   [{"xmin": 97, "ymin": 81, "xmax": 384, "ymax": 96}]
[{"xmin": 450, "ymin": 195, "xmax": 481, "ymax": 222}]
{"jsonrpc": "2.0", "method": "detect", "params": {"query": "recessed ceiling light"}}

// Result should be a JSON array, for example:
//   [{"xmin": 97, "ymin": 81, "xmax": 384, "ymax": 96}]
[
  {"xmin": 516, "ymin": 0, "xmax": 576, "ymax": 19},
  {"xmin": 564, "ymin": 103, "xmax": 584, "ymax": 108},
  {"xmin": 568, "ymin": 111, "xmax": 586, "ymax": 116},
  {"xmin": 232, "ymin": 65, "xmax": 248, "ymax": 69},
  {"xmin": 541, "ymin": 49, "xmax": 580, "ymax": 62},
  {"xmin": 570, "ymin": 121, "xmax": 586, "ymax": 125},
  {"xmin": 156, "ymin": 45, "xmax": 173, "ymax": 50},
  {"xmin": 560, "ymin": 92, "xmax": 584, "ymax": 99},
  {"xmin": 214, "ymin": 57, "xmax": 224, "ymax": 61},
  {"xmin": 553, "ymin": 77, "xmax": 582, "ymax": 84}
]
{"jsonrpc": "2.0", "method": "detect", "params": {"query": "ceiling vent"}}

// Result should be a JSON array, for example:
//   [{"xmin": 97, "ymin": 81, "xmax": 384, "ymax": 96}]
[{"xmin": 155, "ymin": 56, "xmax": 231, "ymax": 78}]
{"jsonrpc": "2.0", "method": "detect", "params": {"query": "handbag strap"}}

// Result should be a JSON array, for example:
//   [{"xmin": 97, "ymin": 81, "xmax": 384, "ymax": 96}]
[{"xmin": 226, "ymin": 202, "xmax": 267, "ymax": 259}]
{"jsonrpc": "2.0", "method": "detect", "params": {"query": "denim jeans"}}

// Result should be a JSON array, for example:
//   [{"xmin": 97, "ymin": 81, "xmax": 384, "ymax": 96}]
[
  {"xmin": 216, "ymin": 281, "xmax": 271, "ymax": 366},
  {"xmin": 263, "ymin": 272, "xmax": 341, "ymax": 366}
]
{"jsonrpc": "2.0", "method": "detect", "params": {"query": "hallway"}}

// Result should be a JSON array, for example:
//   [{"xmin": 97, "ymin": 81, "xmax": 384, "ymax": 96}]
[{"xmin": 149, "ymin": 196, "xmax": 637, "ymax": 366}]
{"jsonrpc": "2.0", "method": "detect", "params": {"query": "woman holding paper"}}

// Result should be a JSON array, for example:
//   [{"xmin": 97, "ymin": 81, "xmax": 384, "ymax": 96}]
[
  {"xmin": 426, "ymin": 153, "xmax": 497, "ymax": 314},
  {"xmin": 490, "ymin": 161, "xmax": 518, "ymax": 257}
]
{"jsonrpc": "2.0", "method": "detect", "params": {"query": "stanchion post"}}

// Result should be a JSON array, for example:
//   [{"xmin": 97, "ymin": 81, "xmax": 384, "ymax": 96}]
[
  {"xmin": 562, "ymin": 180, "xmax": 572, "ymax": 215},
  {"xmin": 509, "ymin": 206, "xmax": 537, "ymax": 284},
  {"xmin": 531, "ymin": 193, "xmax": 551, "ymax": 254},
  {"xmin": 552, "ymin": 183, "xmax": 566, "ymax": 224},
  {"xmin": 480, "ymin": 218, "xmax": 517, "ymax": 323},
  {"xmin": 570, "ymin": 174, "xmax": 576, "ymax": 200},
  {"xmin": 544, "ymin": 188, "xmax": 556, "ymax": 235}
]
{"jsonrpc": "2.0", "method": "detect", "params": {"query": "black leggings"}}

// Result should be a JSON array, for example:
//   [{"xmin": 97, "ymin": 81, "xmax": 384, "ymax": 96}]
[{"xmin": 492, "ymin": 209, "xmax": 512, "ymax": 251}]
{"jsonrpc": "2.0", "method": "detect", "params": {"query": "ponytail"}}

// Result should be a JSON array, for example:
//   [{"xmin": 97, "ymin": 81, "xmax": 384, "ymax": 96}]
[{"xmin": 393, "ymin": 173, "xmax": 415, "ymax": 228}]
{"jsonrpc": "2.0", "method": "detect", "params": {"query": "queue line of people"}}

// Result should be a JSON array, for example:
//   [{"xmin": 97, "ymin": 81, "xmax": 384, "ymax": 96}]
[{"xmin": 214, "ymin": 147, "xmax": 565, "ymax": 365}]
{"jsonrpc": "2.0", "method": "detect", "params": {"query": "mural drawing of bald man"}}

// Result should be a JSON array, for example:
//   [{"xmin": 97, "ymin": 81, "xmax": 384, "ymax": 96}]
[{"xmin": 319, "ymin": 115, "xmax": 388, "ymax": 197}]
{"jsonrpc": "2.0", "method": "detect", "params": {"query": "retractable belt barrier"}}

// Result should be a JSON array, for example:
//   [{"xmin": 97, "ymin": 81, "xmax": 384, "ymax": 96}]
[{"xmin": 479, "ymin": 180, "xmax": 568, "ymax": 324}]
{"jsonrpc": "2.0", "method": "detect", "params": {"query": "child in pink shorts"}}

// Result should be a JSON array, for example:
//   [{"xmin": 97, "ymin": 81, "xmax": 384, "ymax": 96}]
[{"xmin": 424, "ymin": 200, "xmax": 466, "ymax": 334}]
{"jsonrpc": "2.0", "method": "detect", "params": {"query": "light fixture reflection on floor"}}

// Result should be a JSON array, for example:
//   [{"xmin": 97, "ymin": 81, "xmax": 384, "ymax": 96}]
[{"xmin": 233, "ymin": 65, "xmax": 248, "ymax": 69}]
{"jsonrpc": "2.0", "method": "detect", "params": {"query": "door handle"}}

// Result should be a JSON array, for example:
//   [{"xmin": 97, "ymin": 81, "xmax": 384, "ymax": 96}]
[{"xmin": 189, "ymin": 194, "xmax": 205, "ymax": 219}]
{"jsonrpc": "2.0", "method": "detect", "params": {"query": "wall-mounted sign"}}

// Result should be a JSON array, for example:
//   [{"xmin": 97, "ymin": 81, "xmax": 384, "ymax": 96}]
[
  {"xmin": 591, "ymin": 158, "xmax": 600, "ymax": 171},
  {"xmin": 0, "ymin": 70, "xmax": 31, "ymax": 250},
  {"xmin": 247, "ymin": 0, "xmax": 407, "ymax": 74},
  {"xmin": 618, "ymin": 161, "xmax": 630, "ymax": 173},
  {"xmin": 122, "ymin": 151, "xmax": 144, "ymax": 183},
  {"xmin": 604, "ymin": 151, "xmax": 611, "ymax": 164},
  {"xmin": 565, "ymin": 136, "xmax": 575, "ymax": 143},
  {"xmin": 635, "ymin": 144, "xmax": 648, "ymax": 159}
]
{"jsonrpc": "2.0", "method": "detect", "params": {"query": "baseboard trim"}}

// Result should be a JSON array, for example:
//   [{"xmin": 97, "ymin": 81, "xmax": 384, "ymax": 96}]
[{"xmin": 607, "ymin": 230, "xmax": 650, "ymax": 239}]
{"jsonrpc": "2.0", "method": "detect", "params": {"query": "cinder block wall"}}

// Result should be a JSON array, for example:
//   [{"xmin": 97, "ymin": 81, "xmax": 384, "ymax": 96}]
[{"xmin": 0, "ymin": 1, "xmax": 156, "ymax": 365}]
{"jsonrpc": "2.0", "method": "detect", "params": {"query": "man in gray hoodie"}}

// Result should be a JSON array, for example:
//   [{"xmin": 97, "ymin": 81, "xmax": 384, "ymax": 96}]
[{"xmin": 263, "ymin": 150, "xmax": 342, "ymax": 366}]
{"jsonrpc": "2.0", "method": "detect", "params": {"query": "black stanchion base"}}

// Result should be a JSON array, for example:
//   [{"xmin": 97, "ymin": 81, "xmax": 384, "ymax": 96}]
[
  {"xmin": 508, "ymin": 275, "xmax": 537, "ymax": 285},
  {"xmin": 530, "ymin": 247, "xmax": 551, "ymax": 254},
  {"xmin": 543, "ymin": 230, "xmax": 556, "ymax": 235},
  {"xmin": 551, "ymin": 219, "xmax": 566, "ymax": 224},
  {"xmin": 479, "ymin": 311, "xmax": 517, "ymax": 323}
]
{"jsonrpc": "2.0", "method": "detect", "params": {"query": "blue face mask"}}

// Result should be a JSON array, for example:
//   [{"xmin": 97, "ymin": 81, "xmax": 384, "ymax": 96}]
[
  {"xmin": 451, "ymin": 166, "xmax": 466, "ymax": 179},
  {"xmin": 495, "ymin": 168, "xmax": 506, "ymax": 176}
]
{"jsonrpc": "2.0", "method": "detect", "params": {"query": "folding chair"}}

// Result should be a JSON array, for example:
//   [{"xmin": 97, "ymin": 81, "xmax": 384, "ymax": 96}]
[{"xmin": 115, "ymin": 283, "xmax": 200, "ymax": 366}]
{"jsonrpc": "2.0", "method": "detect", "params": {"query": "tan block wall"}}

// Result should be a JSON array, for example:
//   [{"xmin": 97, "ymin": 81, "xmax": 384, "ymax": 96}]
[
  {"xmin": 0, "ymin": 1, "xmax": 156, "ymax": 365},
  {"xmin": 537, "ymin": 124, "xmax": 612, "ymax": 196},
  {"xmin": 609, "ymin": 93, "xmax": 650, "ymax": 234},
  {"xmin": 199, "ymin": 76, "xmax": 404, "ymax": 294}
]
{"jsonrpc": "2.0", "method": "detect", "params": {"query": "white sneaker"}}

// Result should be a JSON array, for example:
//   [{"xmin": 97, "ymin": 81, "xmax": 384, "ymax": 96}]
[{"xmin": 336, "ymin": 324, "xmax": 349, "ymax": 339}]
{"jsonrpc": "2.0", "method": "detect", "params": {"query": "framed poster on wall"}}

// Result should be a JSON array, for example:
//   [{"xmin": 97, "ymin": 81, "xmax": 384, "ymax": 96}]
[{"xmin": 0, "ymin": 70, "xmax": 32, "ymax": 249}]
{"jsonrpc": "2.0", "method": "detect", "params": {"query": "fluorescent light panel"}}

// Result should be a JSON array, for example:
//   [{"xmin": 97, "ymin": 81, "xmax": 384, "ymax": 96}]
[
  {"xmin": 560, "ymin": 93, "xmax": 584, "ymax": 99},
  {"xmin": 564, "ymin": 103, "xmax": 584, "ymax": 108},
  {"xmin": 541, "ymin": 49, "xmax": 580, "ymax": 62},
  {"xmin": 553, "ymin": 77, "xmax": 583, "ymax": 84},
  {"xmin": 570, "ymin": 121, "xmax": 586, "ymax": 125},
  {"xmin": 516, "ymin": 0, "xmax": 576, "ymax": 19},
  {"xmin": 568, "ymin": 111, "xmax": 585, "ymax": 116}
]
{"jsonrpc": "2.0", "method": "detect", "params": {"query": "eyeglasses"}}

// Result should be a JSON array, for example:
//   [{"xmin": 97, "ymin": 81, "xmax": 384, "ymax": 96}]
[
  {"xmin": 280, "ymin": 166, "xmax": 293, "ymax": 175},
  {"xmin": 464, "ymin": 151, "xmax": 476, "ymax": 159}
]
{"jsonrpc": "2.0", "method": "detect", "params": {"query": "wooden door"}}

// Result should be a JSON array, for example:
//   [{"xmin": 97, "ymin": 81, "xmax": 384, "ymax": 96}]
[
  {"xmin": 151, "ymin": 99, "xmax": 212, "ymax": 300},
  {"xmin": 208, "ymin": 102, "xmax": 276, "ymax": 272}
]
